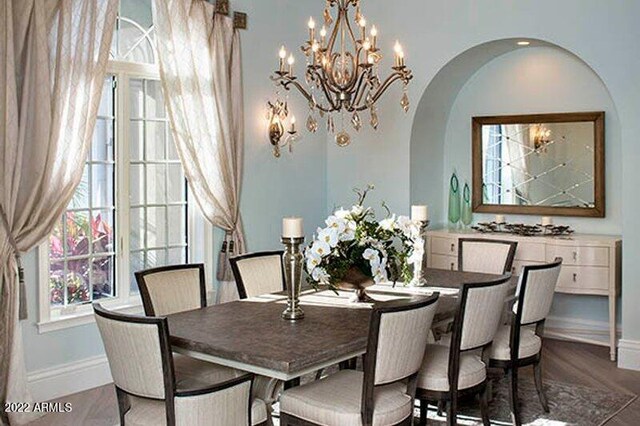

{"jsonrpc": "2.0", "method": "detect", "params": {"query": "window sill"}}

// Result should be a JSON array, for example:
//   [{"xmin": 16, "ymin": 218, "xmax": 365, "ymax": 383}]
[{"xmin": 37, "ymin": 300, "xmax": 144, "ymax": 334}]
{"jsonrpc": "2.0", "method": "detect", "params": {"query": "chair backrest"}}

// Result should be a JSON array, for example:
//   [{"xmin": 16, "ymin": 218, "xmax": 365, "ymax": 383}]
[
  {"xmin": 361, "ymin": 294, "xmax": 440, "ymax": 423},
  {"xmin": 516, "ymin": 258, "xmax": 562, "ymax": 325},
  {"xmin": 94, "ymin": 303, "xmax": 174, "ymax": 400},
  {"xmin": 230, "ymin": 251, "xmax": 286, "ymax": 299},
  {"xmin": 136, "ymin": 264, "xmax": 206, "ymax": 316},
  {"xmin": 455, "ymin": 276, "xmax": 512, "ymax": 351},
  {"xmin": 458, "ymin": 238, "xmax": 518, "ymax": 275}
]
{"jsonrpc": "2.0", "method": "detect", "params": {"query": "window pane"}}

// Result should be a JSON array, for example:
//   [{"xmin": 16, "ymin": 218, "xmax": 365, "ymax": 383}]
[
  {"xmin": 130, "ymin": 251, "xmax": 145, "ymax": 294},
  {"xmin": 92, "ymin": 210, "xmax": 114, "ymax": 254},
  {"xmin": 145, "ymin": 80, "xmax": 166, "ymax": 119},
  {"xmin": 49, "ymin": 217, "xmax": 64, "ymax": 260},
  {"xmin": 167, "ymin": 164, "xmax": 185, "ymax": 203},
  {"xmin": 130, "ymin": 207, "xmax": 144, "ymax": 250},
  {"xmin": 146, "ymin": 122, "xmax": 166, "ymax": 160},
  {"xmin": 49, "ymin": 261, "xmax": 64, "ymax": 306},
  {"xmin": 146, "ymin": 249, "xmax": 167, "ymax": 269},
  {"xmin": 65, "ymin": 211, "xmax": 90, "ymax": 256},
  {"xmin": 129, "ymin": 79, "xmax": 144, "ymax": 119},
  {"xmin": 146, "ymin": 164, "xmax": 166, "ymax": 204},
  {"xmin": 68, "ymin": 167, "xmax": 89, "ymax": 210},
  {"xmin": 147, "ymin": 207, "xmax": 166, "ymax": 247},
  {"xmin": 91, "ymin": 256, "xmax": 115, "ymax": 300},
  {"xmin": 92, "ymin": 118, "xmax": 114, "ymax": 161},
  {"xmin": 91, "ymin": 164, "xmax": 114, "ymax": 208},
  {"xmin": 66, "ymin": 258, "xmax": 90, "ymax": 305},
  {"xmin": 129, "ymin": 121, "xmax": 143, "ymax": 160},
  {"xmin": 167, "ymin": 206, "xmax": 186, "ymax": 246},
  {"xmin": 167, "ymin": 131, "xmax": 179, "ymax": 160},
  {"xmin": 98, "ymin": 76, "xmax": 114, "ymax": 117},
  {"xmin": 130, "ymin": 164, "xmax": 145, "ymax": 205},
  {"xmin": 168, "ymin": 248, "xmax": 186, "ymax": 265}
]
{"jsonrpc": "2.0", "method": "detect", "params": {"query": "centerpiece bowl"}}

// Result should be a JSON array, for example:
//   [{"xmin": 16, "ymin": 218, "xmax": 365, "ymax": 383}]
[{"xmin": 335, "ymin": 266, "xmax": 375, "ymax": 303}]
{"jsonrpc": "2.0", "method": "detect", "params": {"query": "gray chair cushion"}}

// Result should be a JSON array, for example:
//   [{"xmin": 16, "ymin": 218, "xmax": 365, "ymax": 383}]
[
  {"xmin": 280, "ymin": 370, "xmax": 412, "ymax": 426},
  {"xmin": 489, "ymin": 325, "xmax": 542, "ymax": 361},
  {"xmin": 417, "ymin": 344, "xmax": 486, "ymax": 392}
]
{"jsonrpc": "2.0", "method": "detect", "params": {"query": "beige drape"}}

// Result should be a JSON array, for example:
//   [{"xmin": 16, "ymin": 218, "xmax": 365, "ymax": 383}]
[
  {"xmin": 0, "ymin": 1, "xmax": 117, "ymax": 424},
  {"xmin": 152, "ymin": 0, "xmax": 245, "ymax": 303}
]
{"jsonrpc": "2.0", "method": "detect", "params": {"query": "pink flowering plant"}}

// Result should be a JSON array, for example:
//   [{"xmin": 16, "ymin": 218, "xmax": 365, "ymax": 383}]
[{"xmin": 304, "ymin": 185, "xmax": 424, "ymax": 291}]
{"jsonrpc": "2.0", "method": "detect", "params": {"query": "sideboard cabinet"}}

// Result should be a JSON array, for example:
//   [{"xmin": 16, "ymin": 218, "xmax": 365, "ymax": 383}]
[{"xmin": 426, "ymin": 228, "xmax": 622, "ymax": 361}]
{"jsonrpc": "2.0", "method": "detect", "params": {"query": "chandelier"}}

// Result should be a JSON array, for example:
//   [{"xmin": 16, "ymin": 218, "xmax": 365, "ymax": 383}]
[{"xmin": 267, "ymin": 0, "xmax": 412, "ymax": 156}]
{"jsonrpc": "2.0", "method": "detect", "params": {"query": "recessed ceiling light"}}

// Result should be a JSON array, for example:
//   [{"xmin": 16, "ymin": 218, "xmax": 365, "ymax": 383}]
[{"xmin": 517, "ymin": 41, "xmax": 531, "ymax": 46}]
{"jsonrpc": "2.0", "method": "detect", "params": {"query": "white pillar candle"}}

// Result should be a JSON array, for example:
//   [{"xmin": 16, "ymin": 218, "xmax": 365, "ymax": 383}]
[
  {"xmin": 283, "ymin": 217, "xmax": 304, "ymax": 238},
  {"xmin": 495, "ymin": 214, "xmax": 505, "ymax": 224},
  {"xmin": 411, "ymin": 205, "xmax": 428, "ymax": 222},
  {"xmin": 541, "ymin": 216, "xmax": 554, "ymax": 226}
]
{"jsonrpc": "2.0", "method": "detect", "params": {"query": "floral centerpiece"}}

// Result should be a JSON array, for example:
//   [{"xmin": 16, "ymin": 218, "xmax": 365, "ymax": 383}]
[{"xmin": 304, "ymin": 186, "xmax": 424, "ymax": 301}]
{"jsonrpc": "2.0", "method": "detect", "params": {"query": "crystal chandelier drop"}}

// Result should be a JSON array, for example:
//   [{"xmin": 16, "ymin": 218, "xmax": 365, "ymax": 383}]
[{"xmin": 269, "ymin": 0, "xmax": 413, "ymax": 149}]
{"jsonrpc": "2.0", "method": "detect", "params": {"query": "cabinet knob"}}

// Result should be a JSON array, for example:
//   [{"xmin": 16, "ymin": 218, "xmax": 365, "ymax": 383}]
[
  {"xmin": 512, "ymin": 267, "xmax": 516, "ymax": 274},
  {"xmin": 573, "ymin": 273, "xmax": 578, "ymax": 282},
  {"xmin": 450, "ymin": 262, "xmax": 455, "ymax": 271},
  {"xmin": 450, "ymin": 243, "xmax": 455, "ymax": 252},
  {"xmin": 573, "ymin": 251, "xmax": 578, "ymax": 261}
]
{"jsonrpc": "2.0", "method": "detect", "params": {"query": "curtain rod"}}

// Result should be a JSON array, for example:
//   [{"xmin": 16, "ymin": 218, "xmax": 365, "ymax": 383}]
[{"xmin": 215, "ymin": 0, "xmax": 248, "ymax": 29}]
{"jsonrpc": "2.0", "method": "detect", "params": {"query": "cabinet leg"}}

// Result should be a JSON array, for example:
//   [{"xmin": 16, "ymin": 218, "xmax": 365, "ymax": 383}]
[{"xmin": 610, "ymin": 293, "xmax": 617, "ymax": 362}]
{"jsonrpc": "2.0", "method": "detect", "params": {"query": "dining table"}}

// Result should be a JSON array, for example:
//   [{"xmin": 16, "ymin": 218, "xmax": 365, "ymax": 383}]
[{"xmin": 166, "ymin": 268, "xmax": 517, "ymax": 383}]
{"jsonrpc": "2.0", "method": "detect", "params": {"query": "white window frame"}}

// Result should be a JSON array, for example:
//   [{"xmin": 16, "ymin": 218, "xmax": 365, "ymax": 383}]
[{"xmin": 37, "ymin": 60, "xmax": 213, "ymax": 333}]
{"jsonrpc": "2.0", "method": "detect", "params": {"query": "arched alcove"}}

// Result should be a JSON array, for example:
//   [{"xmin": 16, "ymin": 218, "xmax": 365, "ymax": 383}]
[{"xmin": 409, "ymin": 39, "xmax": 620, "ymax": 233}]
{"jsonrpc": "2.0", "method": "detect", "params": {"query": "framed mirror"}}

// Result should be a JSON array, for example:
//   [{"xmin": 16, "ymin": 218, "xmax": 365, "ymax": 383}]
[{"xmin": 472, "ymin": 112, "xmax": 605, "ymax": 217}]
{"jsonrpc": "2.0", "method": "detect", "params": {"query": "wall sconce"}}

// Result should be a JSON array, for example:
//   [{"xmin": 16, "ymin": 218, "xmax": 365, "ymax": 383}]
[
  {"xmin": 533, "ymin": 124, "xmax": 552, "ymax": 154},
  {"xmin": 266, "ymin": 99, "xmax": 299, "ymax": 157}
]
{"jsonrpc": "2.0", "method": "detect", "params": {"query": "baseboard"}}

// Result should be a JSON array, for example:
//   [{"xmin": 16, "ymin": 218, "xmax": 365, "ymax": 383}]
[
  {"xmin": 618, "ymin": 339, "xmax": 640, "ymax": 371},
  {"xmin": 27, "ymin": 355, "xmax": 112, "ymax": 402},
  {"xmin": 544, "ymin": 315, "xmax": 620, "ymax": 347}
]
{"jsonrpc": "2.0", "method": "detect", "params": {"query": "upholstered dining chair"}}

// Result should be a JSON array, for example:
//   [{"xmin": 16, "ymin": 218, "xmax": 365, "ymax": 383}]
[
  {"xmin": 230, "ymin": 251, "xmax": 286, "ymax": 299},
  {"xmin": 488, "ymin": 258, "xmax": 562, "ymax": 426},
  {"xmin": 93, "ymin": 304, "xmax": 268, "ymax": 425},
  {"xmin": 135, "ymin": 264, "xmax": 262, "ymax": 416},
  {"xmin": 458, "ymin": 238, "xmax": 518, "ymax": 275},
  {"xmin": 416, "ymin": 276, "xmax": 512, "ymax": 426},
  {"xmin": 279, "ymin": 294, "xmax": 441, "ymax": 426}
]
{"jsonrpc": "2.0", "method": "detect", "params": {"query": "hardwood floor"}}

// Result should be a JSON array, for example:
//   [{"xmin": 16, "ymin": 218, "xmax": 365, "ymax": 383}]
[{"xmin": 28, "ymin": 339, "xmax": 640, "ymax": 426}]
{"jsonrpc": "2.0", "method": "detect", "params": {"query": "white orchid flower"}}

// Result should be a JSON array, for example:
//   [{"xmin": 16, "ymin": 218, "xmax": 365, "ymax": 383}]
[
  {"xmin": 311, "ymin": 240, "xmax": 332, "ymax": 258},
  {"xmin": 350, "ymin": 204, "xmax": 364, "ymax": 216},
  {"xmin": 318, "ymin": 227, "xmax": 339, "ymax": 247},
  {"xmin": 325, "ymin": 215, "xmax": 347, "ymax": 233},
  {"xmin": 334, "ymin": 208, "xmax": 350, "ymax": 219},
  {"xmin": 306, "ymin": 254, "xmax": 321, "ymax": 271},
  {"xmin": 363, "ymin": 248, "xmax": 380, "ymax": 263},
  {"xmin": 311, "ymin": 267, "xmax": 331, "ymax": 284},
  {"xmin": 339, "ymin": 220, "xmax": 357, "ymax": 241},
  {"xmin": 379, "ymin": 214, "xmax": 396, "ymax": 232}
]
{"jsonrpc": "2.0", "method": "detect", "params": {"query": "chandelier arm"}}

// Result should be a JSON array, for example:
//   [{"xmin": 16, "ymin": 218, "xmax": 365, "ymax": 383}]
[
  {"xmin": 308, "ymin": 68, "xmax": 341, "ymax": 111},
  {"xmin": 345, "ymin": 67, "xmax": 370, "ymax": 112},
  {"xmin": 368, "ymin": 70, "xmax": 412, "ymax": 105},
  {"xmin": 275, "ymin": 77, "xmax": 334, "ymax": 113}
]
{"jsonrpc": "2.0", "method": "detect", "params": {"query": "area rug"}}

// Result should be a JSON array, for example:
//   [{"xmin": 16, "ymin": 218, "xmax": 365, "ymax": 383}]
[
  {"xmin": 420, "ymin": 375, "xmax": 637, "ymax": 425},
  {"xmin": 274, "ymin": 373, "xmax": 635, "ymax": 426}
]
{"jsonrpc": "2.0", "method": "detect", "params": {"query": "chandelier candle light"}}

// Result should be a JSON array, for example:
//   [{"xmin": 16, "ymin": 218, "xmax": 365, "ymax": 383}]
[
  {"xmin": 410, "ymin": 205, "xmax": 429, "ymax": 287},
  {"xmin": 282, "ymin": 217, "xmax": 305, "ymax": 321},
  {"xmin": 269, "ymin": 0, "xmax": 413, "ymax": 150}
]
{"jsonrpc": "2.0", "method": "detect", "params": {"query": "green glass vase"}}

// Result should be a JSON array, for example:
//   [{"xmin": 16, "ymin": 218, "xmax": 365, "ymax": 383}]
[
  {"xmin": 448, "ymin": 172, "xmax": 461, "ymax": 225},
  {"xmin": 461, "ymin": 182, "xmax": 473, "ymax": 227}
]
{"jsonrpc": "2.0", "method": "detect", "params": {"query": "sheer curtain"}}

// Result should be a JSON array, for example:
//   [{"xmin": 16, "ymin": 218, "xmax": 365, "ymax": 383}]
[
  {"xmin": 0, "ymin": 1, "xmax": 117, "ymax": 424},
  {"xmin": 153, "ymin": 0, "xmax": 245, "ymax": 303}
]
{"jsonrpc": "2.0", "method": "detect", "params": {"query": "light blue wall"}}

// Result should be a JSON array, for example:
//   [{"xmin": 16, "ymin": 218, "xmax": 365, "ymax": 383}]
[{"xmin": 20, "ymin": 0, "xmax": 327, "ymax": 373}]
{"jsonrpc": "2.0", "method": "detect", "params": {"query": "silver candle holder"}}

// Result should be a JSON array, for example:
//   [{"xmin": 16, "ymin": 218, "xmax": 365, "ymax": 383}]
[
  {"xmin": 281, "ymin": 236, "xmax": 305, "ymax": 321},
  {"xmin": 409, "ymin": 220, "xmax": 430, "ymax": 287}
]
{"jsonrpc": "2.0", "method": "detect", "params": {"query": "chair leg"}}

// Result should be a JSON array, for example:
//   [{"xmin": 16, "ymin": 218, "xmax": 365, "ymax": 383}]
[
  {"xmin": 509, "ymin": 367, "xmax": 522, "ymax": 426},
  {"xmin": 533, "ymin": 360, "xmax": 550, "ymax": 413},
  {"xmin": 437, "ymin": 400, "xmax": 445, "ymax": 417},
  {"xmin": 478, "ymin": 386, "xmax": 491, "ymax": 426},
  {"xmin": 447, "ymin": 396, "xmax": 458, "ymax": 426},
  {"xmin": 314, "ymin": 368, "xmax": 324, "ymax": 380},
  {"xmin": 419, "ymin": 399, "xmax": 427, "ymax": 425}
]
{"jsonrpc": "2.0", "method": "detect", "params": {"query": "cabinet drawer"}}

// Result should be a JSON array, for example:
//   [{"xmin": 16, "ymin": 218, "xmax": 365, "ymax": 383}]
[
  {"xmin": 431, "ymin": 237, "xmax": 458, "ymax": 256},
  {"xmin": 430, "ymin": 254, "xmax": 458, "ymax": 271},
  {"xmin": 514, "ymin": 242, "xmax": 546, "ymax": 262},
  {"xmin": 510, "ymin": 260, "xmax": 546, "ymax": 276},
  {"xmin": 547, "ymin": 245, "xmax": 609, "ymax": 267},
  {"xmin": 556, "ymin": 266, "xmax": 610, "ymax": 294}
]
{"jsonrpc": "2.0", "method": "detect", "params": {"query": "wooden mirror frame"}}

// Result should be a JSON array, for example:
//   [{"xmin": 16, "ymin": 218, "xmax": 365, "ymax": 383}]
[{"xmin": 472, "ymin": 111, "xmax": 605, "ymax": 218}]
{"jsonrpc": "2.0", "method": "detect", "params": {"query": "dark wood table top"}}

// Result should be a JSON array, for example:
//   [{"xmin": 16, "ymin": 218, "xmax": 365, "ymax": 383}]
[{"xmin": 167, "ymin": 268, "xmax": 514, "ymax": 380}]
